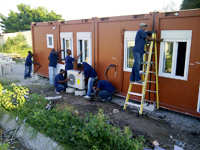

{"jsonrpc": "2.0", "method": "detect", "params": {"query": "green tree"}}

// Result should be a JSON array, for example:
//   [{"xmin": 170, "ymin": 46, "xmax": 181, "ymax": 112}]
[
  {"xmin": 181, "ymin": 0, "xmax": 200, "ymax": 10},
  {"xmin": 0, "ymin": 33, "xmax": 32, "ymax": 57},
  {"xmin": 0, "ymin": 4, "xmax": 63, "ymax": 33},
  {"xmin": 161, "ymin": 1, "xmax": 179, "ymax": 12}
]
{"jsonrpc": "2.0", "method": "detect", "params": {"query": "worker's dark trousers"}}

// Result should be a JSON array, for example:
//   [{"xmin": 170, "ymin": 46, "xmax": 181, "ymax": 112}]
[
  {"xmin": 98, "ymin": 90, "xmax": 114, "ymax": 99},
  {"xmin": 130, "ymin": 51, "xmax": 143, "ymax": 81}
]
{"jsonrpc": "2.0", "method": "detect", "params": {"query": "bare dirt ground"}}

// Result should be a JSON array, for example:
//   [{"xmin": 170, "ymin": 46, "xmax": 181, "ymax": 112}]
[{"xmin": 1, "ymin": 64, "xmax": 200, "ymax": 150}]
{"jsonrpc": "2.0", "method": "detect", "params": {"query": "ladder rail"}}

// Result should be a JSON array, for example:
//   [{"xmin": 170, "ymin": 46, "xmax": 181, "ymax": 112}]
[
  {"xmin": 139, "ymin": 34, "xmax": 155, "ymax": 114},
  {"xmin": 154, "ymin": 39, "xmax": 159, "ymax": 109},
  {"xmin": 123, "ymin": 83, "xmax": 133, "ymax": 110}
]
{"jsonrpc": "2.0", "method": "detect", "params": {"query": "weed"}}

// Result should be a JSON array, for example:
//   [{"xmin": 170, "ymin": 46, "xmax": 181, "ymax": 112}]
[
  {"xmin": 0, "ymin": 143, "xmax": 9, "ymax": 150},
  {"xmin": 0, "ymin": 79, "xmax": 20, "ymax": 87},
  {"xmin": 0, "ymin": 84, "xmax": 146, "ymax": 150}
]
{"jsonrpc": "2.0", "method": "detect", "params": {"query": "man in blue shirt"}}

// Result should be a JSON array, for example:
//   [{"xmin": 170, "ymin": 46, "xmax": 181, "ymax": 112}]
[
  {"xmin": 48, "ymin": 49, "xmax": 64, "ymax": 85},
  {"xmin": 24, "ymin": 51, "xmax": 40, "ymax": 79},
  {"xmin": 130, "ymin": 23, "xmax": 163, "ymax": 84},
  {"xmin": 65, "ymin": 49, "xmax": 82, "ymax": 75},
  {"xmin": 54, "ymin": 69, "xmax": 69, "ymax": 94},
  {"xmin": 93, "ymin": 79, "xmax": 116, "ymax": 101},
  {"xmin": 77, "ymin": 62, "xmax": 97, "ymax": 99}
]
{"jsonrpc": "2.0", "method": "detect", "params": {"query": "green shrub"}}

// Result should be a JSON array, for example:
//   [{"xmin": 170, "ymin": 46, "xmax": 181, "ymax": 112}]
[
  {"xmin": 0, "ymin": 143, "xmax": 9, "ymax": 150},
  {"xmin": 0, "ymin": 84, "xmax": 145, "ymax": 149},
  {"xmin": 16, "ymin": 94, "xmax": 145, "ymax": 149},
  {"xmin": 0, "ymin": 83, "xmax": 28, "ymax": 111},
  {"xmin": 0, "ymin": 33, "xmax": 32, "ymax": 58}
]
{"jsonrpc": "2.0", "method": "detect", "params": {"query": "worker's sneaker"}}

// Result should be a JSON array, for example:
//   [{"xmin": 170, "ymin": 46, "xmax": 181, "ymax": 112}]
[
  {"xmin": 84, "ymin": 95, "xmax": 91, "ymax": 99},
  {"xmin": 55, "ymin": 90, "xmax": 60, "ymax": 94},
  {"xmin": 106, "ymin": 96, "xmax": 112, "ymax": 101},
  {"xmin": 135, "ymin": 80, "xmax": 144, "ymax": 84},
  {"xmin": 130, "ymin": 80, "xmax": 135, "ymax": 83}
]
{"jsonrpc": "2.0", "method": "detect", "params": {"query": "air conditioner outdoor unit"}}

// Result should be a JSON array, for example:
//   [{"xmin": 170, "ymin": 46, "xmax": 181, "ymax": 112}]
[{"xmin": 67, "ymin": 70, "xmax": 86, "ymax": 90}]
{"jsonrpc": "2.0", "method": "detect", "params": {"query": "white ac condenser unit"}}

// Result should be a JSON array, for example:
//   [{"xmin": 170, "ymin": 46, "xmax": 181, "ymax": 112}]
[{"xmin": 67, "ymin": 70, "xmax": 86, "ymax": 90}]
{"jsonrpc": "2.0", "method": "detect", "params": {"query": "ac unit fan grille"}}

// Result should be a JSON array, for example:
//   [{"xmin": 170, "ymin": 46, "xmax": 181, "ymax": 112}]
[{"xmin": 69, "ymin": 74, "xmax": 75, "ymax": 85}]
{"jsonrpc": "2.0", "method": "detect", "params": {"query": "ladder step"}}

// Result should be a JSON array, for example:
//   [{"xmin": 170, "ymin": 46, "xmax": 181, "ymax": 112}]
[
  {"xmin": 145, "ymin": 52, "xmax": 155, "ymax": 54},
  {"xmin": 141, "ymin": 62, "xmax": 155, "ymax": 64},
  {"xmin": 128, "ymin": 92, "xmax": 142, "ymax": 97},
  {"xmin": 140, "ymin": 71, "xmax": 156, "ymax": 74},
  {"xmin": 130, "ymin": 81, "xmax": 144, "ymax": 85},
  {"xmin": 126, "ymin": 102, "xmax": 141, "ymax": 108},
  {"xmin": 147, "ymin": 81, "xmax": 156, "ymax": 83},
  {"xmin": 146, "ymin": 90, "xmax": 157, "ymax": 93}
]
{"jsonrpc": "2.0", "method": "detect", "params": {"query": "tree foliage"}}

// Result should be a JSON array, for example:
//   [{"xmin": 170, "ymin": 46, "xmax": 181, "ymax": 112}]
[
  {"xmin": 0, "ymin": 33, "xmax": 32, "ymax": 57},
  {"xmin": 0, "ymin": 4, "xmax": 63, "ymax": 33},
  {"xmin": 161, "ymin": 1, "xmax": 179, "ymax": 12},
  {"xmin": 181, "ymin": 0, "xmax": 200, "ymax": 10}
]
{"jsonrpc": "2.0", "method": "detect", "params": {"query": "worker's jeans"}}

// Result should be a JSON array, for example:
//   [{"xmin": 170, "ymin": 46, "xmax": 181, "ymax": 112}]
[
  {"xmin": 86, "ymin": 77, "xmax": 96, "ymax": 97},
  {"xmin": 98, "ymin": 90, "xmax": 114, "ymax": 99},
  {"xmin": 24, "ymin": 65, "xmax": 32, "ymax": 78},
  {"xmin": 130, "ymin": 51, "xmax": 143, "ymax": 81},
  {"xmin": 56, "ymin": 83, "xmax": 68, "ymax": 92},
  {"xmin": 49, "ymin": 66, "xmax": 56, "ymax": 85}
]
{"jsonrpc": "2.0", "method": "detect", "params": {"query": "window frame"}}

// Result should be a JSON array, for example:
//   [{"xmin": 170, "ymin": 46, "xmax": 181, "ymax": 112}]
[
  {"xmin": 77, "ymin": 32, "xmax": 92, "ymax": 65},
  {"xmin": 123, "ymin": 31, "xmax": 137, "ymax": 72},
  {"xmin": 197, "ymin": 83, "xmax": 200, "ymax": 113},
  {"xmin": 60, "ymin": 32, "xmax": 73, "ymax": 62},
  {"xmin": 159, "ymin": 30, "xmax": 192, "ymax": 81},
  {"xmin": 46, "ymin": 34, "xmax": 54, "ymax": 48}
]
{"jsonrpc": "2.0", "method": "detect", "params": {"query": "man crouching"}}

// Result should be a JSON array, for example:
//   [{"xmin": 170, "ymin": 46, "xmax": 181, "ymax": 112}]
[
  {"xmin": 93, "ymin": 79, "xmax": 116, "ymax": 102},
  {"xmin": 54, "ymin": 69, "xmax": 70, "ymax": 94}
]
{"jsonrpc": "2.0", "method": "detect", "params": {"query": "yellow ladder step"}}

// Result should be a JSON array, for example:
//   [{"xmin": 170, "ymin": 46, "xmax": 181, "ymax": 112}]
[
  {"xmin": 145, "ymin": 52, "xmax": 155, "ymax": 54},
  {"xmin": 130, "ymin": 81, "xmax": 144, "ymax": 85},
  {"xmin": 147, "ymin": 81, "xmax": 156, "ymax": 83},
  {"xmin": 141, "ymin": 62, "xmax": 155, "ymax": 64},
  {"xmin": 126, "ymin": 102, "xmax": 141, "ymax": 108},
  {"xmin": 128, "ymin": 92, "xmax": 142, "ymax": 97},
  {"xmin": 140, "ymin": 71, "xmax": 155, "ymax": 74},
  {"xmin": 146, "ymin": 90, "xmax": 157, "ymax": 93}
]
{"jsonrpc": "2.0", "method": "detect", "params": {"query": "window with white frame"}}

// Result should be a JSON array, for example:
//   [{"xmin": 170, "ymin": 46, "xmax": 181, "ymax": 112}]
[
  {"xmin": 159, "ymin": 30, "xmax": 192, "ymax": 80},
  {"xmin": 123, "ymin": 31, "xmax": 137, "ymax": 72},
  {"xmin": 77, "ymin": 32, "xmax": 92, "ymax": 65},
  {"xmin": 46, "ymin": 34, "xmax": 54, "ymax": 48},
  {"xmin": 60, "ymin": 32, "xmax": 73, "ymax": 62}
]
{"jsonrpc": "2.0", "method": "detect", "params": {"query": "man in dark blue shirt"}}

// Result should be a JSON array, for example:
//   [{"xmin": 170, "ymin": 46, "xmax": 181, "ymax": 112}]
[
  {"xmin": 65, "ymin": 49, "xmax": 82, "ymax": 74},
  {"xmin": 48, "ymin": 49, "xmax": 64, "ymax": 85},
  {"xmin": 77, "ymin": 62, "xmax": 97, "ymax": 99},
  {"xmin": 130, "ymin": 23, "xmax": 163, "ymax": 84},
  {"xmin": 93, "ymin": 79, "xmax": 116, "ymax": 101},
  {"xmin": 54, "ymin": 69, "xmax": 69, "ymax": 94},
  {"xmin": 24, "ymin": 51, "xmax": 39, "ymax": 79}
]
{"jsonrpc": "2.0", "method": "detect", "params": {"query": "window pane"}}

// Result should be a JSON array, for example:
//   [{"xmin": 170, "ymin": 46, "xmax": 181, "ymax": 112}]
[
  {"xmin": 78, "ymin": 40, "xmax": 83, "ymax": 62},
  {"xmin": 66, "ymin": 40, "xmax": 70, "ymax": 49},
  {"xmin": 84, "ymin": 40, "xmax": 89, "ymax": 63},
  {"xmin": 48, "ymin": 37, "xmax": 52, "ymax": 45},
  {"xmin": 61, "ymin": 39, "xmax": 65, "ymax": 59},
  {"xmin": 127, "ymin": 41, "xmax": 135, "ymax": 68},
  {"xmin": 163, "ymin": 42, "xmax": 173, "ymax": 73},
  {"xmin": 176, "ymin": 42, "xmax": 187, "ymax": 76}
]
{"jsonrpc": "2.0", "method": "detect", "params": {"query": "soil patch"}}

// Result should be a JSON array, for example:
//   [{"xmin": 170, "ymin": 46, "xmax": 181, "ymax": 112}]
[{"xmin": 28, "ymin": 85, "xmax": 200, "ymax": 150}]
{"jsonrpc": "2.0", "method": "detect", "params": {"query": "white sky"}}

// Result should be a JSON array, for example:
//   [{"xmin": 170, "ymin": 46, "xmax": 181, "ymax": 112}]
[{"xmin": 0, "ymin": 0, "xmax": 183, "ymax": 32}]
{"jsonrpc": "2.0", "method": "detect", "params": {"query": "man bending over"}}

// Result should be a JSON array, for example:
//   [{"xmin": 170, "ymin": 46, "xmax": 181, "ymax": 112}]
[{"xmin": 93, "ymin": 79, "xmax": 116, "ymax": 101}]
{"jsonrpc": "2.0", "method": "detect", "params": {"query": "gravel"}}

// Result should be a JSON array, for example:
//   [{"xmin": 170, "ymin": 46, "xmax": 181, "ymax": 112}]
[{"xmin": 112, "ymin": 97, "xmax": 200, "ymax": 132}]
